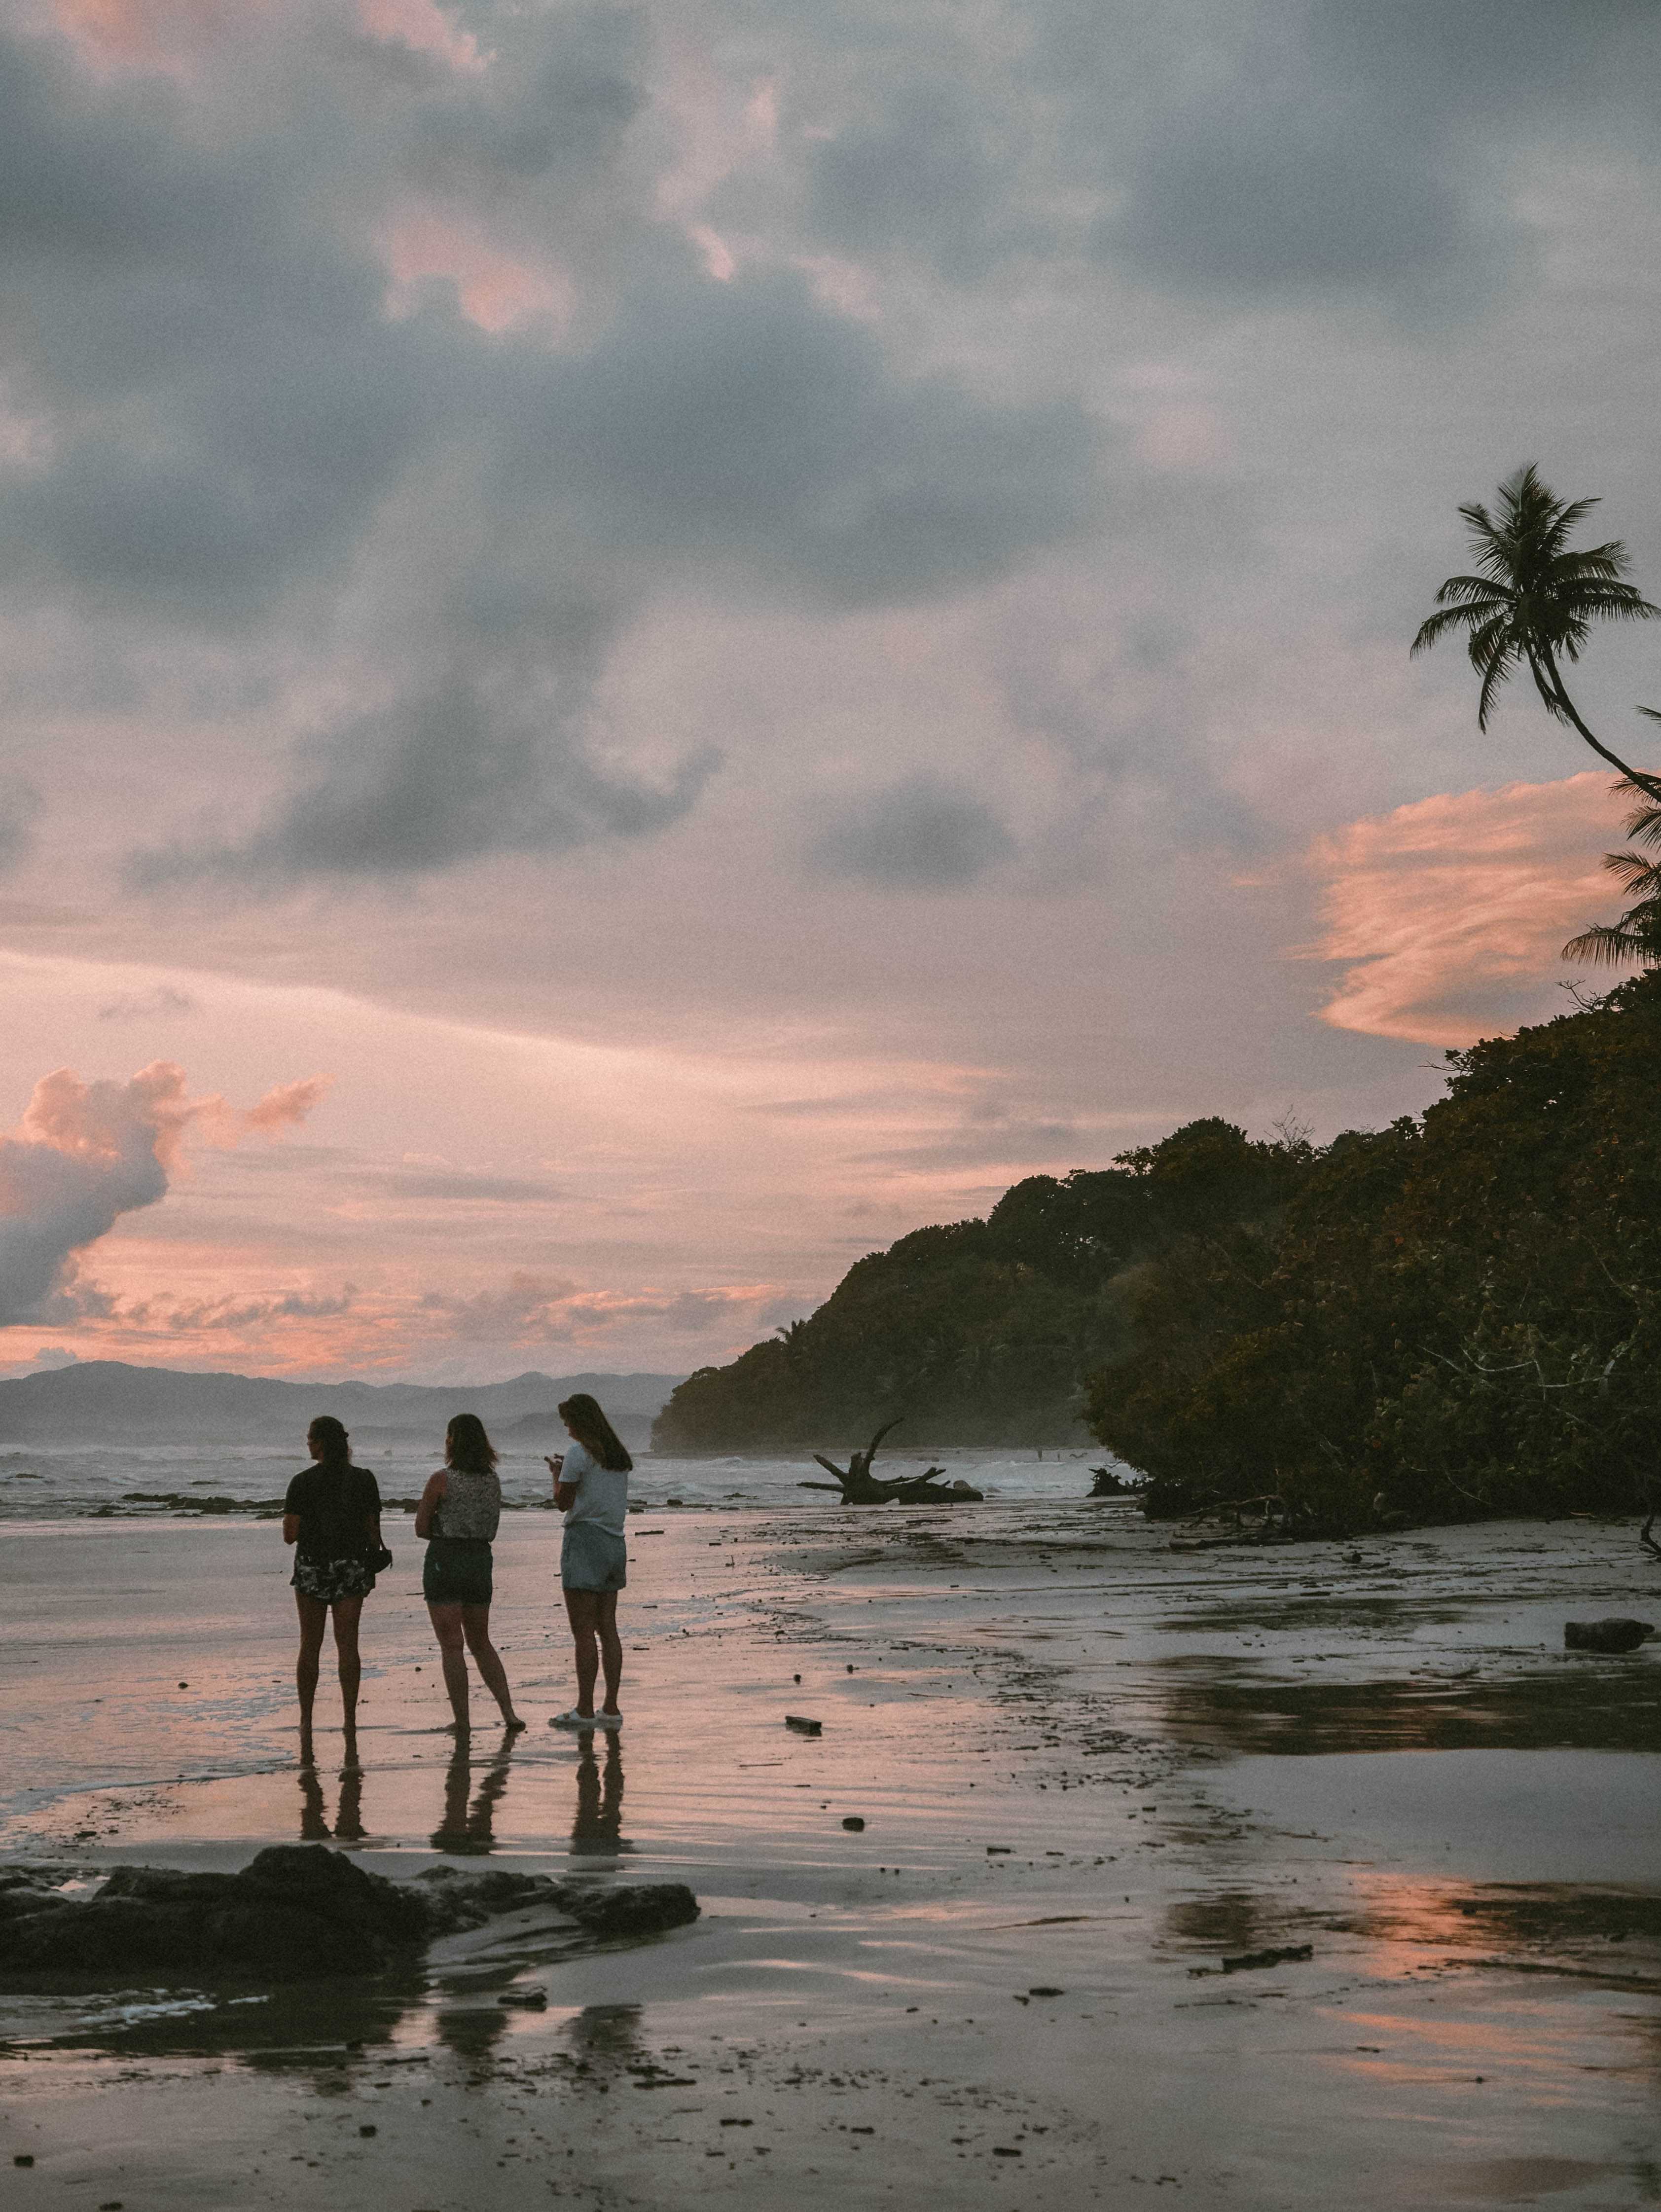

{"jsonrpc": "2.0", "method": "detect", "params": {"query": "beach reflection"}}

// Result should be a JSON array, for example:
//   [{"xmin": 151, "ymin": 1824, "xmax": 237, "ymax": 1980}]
[
  {"xmin": 567, "ymin": 2000, "xmax": 644, "ymax": 2078},
  {"xmin": 1144, "ymin": 1653, "xmax": 1661, "ymax": 1755},
  {"xmin": 571, "ymin": 1730, "xmax": 630, "ymax": 1857},
  {"xmin": 297, "ymin": 1761, "xmax": 364, "ymax": 1844},
  {"xmin": 430, "ymin": 1734, "xmax": 516, "ymax": 1855}
]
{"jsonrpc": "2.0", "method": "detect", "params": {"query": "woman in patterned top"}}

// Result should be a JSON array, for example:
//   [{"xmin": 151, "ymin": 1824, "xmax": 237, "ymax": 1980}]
[
  {"xmin": 415, "ymin": 1413, "xmax": 524, "ymax": 1736},
  {"xmin": 282, "ymin": 1416, "xmax": 383, "ymax": 1763}
]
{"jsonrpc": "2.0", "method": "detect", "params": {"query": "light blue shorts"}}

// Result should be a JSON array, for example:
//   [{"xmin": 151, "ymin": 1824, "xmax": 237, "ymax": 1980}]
[{"xmin": 562, "ymin": 1520, "xmax": 627, "ymax": 1592}]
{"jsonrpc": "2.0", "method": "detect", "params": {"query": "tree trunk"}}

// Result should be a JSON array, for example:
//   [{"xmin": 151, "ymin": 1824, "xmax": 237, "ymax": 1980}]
[{"xmin": 1530, "ymin": 649, "xmax": 1661, "ymax": 803}]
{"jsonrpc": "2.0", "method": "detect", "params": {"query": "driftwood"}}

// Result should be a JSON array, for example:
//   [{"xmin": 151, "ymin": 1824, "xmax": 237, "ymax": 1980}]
[
  {"xmin": 1088, "ymin": 1465, "xmax": 1136, "ymax": 1498},
  {"xmin": 798, "ymin": 1419, "xmax": 983, "ymax": 1505}
]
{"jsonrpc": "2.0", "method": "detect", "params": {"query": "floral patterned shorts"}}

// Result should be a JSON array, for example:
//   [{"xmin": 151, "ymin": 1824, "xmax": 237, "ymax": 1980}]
[{"xmin": 292, "ymin": 1555, "xmax": 376, "ymax": 1603}]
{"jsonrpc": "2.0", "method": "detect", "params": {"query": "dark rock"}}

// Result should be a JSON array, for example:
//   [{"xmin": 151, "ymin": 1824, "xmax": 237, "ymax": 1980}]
[
  {"xmin": 1221, "ymin": 1943, "xmax": 1313, "ymax": 1973},
  {"xmin": 0, "ymin": 1847, "xmax": 698, "ymax": 1985},
  {"xmin": 413, "ymin": 1865, "xmax": 551, "ymax": 1935},
  {"xmin": 556, "ymin": 1883, "xmax": 699, "ymax": 1940},
  {"xmin": 841, "ymin": 1817, "xmax": 866, "ymax": 1832},
  {"xmin": 1564, "ymin": 1618, "xmax": 1656, "ymax": 1654},
  {"xmin": 785, "ymin": 1715, "xmax": 822, "ymax": 1735}
]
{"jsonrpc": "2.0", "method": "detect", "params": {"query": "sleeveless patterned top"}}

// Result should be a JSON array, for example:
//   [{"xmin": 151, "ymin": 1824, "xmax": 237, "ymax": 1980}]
[{"xmin": 433, "ymin": 1466, "xmax": 501, "ymax": 1542}]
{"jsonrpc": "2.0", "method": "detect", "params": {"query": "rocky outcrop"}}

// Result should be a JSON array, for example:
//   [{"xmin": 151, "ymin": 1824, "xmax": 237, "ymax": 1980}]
[
  {"xmin": 1563, "ymin": 1617, "xmax": 1656, "ymax": 1654},
  {"xmin": 0, "ymin": 1845, "xmax": 698, "ymax": 1983}
]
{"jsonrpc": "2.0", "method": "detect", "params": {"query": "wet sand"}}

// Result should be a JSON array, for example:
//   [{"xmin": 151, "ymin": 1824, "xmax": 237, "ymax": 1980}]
[{"xmin": 1, "ymin": 1507, "xmax": 1658, "ymax": 2208}]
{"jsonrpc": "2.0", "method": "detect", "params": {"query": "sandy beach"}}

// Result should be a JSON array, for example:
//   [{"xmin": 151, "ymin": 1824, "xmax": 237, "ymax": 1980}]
[{"xmin": 1, "ymin": 1504, "xmax": 1658, "ymax": 2209}]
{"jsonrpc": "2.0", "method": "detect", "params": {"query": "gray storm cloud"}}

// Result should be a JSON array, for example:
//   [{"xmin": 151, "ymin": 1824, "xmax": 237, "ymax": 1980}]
[
  {"xmin": 0, "ymin": 11, "xmax": 1100, "ymax": 886},
  {"xmin": 0, "ymin": 781, "xmax": 39, "ymax": 873},
  {"xmin": 810, "ymin": 776, "xmax": 1017, "ymax": 890},
  {"xmin": 4, "ymin": 0, "xmax": 1661, "ymax": 899},
  {"xmin": 0, "ymin": 1063, "xmax": 331, "ymax": 1325}
]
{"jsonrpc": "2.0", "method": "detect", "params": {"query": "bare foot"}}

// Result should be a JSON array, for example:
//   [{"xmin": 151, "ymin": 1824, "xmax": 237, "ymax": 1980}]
[{"xmin": 500, "ymin": 1713, "xmax": 527, "ymax": 1731}]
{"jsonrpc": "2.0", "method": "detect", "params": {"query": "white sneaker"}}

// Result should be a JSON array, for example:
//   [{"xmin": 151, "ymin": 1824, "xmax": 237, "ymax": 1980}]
[
  {"xmin": 550, "ymin": 1708, "xmax": 598, "ymax": 1729},
  {"xmin": 592, "ymin": 1709, "xmax": 623, "ymax": 1729}
]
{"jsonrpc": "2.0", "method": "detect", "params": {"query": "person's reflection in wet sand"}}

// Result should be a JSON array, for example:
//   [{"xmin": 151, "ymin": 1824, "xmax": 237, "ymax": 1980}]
[
  {"xmin": 435, "ymin": 1996, "xmax": 510, "ymax": 2072},
  {"xmin": 297, "ymin": 1761, "xmax": 366, "ymax": 1844},
  {"xmin": 333, "ymin": 1761, "xmax": 364, "ymax": 1842},
  {"xmin": 570, "ymin": 1728, "xmax": 630, "ymax": 1857},
  {"xmin": 430, "ymin": 1730, "xmax": 516, "ymax": 1855},
  {"xmin": 567, "ymin": 2001, "xmax": 644, "ymax": 2080}
]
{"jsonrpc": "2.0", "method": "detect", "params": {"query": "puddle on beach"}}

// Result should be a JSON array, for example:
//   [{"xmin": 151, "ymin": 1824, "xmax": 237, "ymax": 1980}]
[{"xmin": 1144, "ymin": 1651, "xmax": 1661, "ymax": 1754}]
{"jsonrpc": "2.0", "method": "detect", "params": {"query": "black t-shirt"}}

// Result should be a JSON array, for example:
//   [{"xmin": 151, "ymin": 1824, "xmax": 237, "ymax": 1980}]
[{"xmin": 284, "ymin": 1463, "xmax": 381, "ymax": 1563}]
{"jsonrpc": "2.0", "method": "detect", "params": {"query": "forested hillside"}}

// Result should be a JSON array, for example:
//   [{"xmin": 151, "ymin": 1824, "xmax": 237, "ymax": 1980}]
[
  {"xmin": 656, "ymin": 975, "xmax": 1661, "ymax": 1531},
  {"xmin": 1092, "ymin": 972, "xmax": 1661, "ymax": 1528},
  {"xmin": 651, "ymin": 1116, "xmax": 1308, "ymax": 1451}
]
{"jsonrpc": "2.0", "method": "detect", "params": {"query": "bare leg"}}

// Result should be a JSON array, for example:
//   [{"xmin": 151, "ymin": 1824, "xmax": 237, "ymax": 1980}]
[
  {"xmin": 294, "ymin": 1592, "xmax": 327, "ymax": 1758},
  {"xmin": 332, "ymin": 1593, "xmax": 365, "ymax": 1758},
  {"xmin": 563, "ymin": 1589, "xmax": 600, "ymax": 1717},
  {"xmin": 595, "ymin": 1590, "xmax": 622, "ymax": 1715},
  {"xmin": 428, "ymin": 1601, "xmax": 471, "ymax": 1732},
  {"xmin": 461, "ymin": 1605, "xmax": 523, "ymax": 1727}
]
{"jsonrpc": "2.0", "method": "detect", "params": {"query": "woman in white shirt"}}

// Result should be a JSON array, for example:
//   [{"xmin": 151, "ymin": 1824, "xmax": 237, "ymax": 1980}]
[{"xmin": 546, "ymin": 1392, "xmax": 630, "ymax": 1729}]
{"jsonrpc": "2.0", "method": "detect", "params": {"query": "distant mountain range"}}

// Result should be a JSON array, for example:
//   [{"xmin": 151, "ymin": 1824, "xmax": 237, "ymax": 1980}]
[{"xmin": 0, "ymin": 1361, "xmax": 685, "ymax": 1448}]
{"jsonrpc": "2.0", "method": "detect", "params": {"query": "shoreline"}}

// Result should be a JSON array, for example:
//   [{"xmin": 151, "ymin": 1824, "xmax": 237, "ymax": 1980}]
[{"xmin": 2, "ymin": 1508, "xmax": 1657, "ymax": 2206}]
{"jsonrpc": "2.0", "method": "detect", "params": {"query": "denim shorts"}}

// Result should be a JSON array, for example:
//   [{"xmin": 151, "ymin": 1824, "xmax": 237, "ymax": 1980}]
[{"xmin": 561, "ymin": 1521, "xmax": 627, "ymax": 1592}]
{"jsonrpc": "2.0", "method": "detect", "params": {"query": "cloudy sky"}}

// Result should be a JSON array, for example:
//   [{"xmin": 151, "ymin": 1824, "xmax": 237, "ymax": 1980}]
[{"xmin": 2, "ymin": 0, "xmax": 1659, "ymax": 1380}]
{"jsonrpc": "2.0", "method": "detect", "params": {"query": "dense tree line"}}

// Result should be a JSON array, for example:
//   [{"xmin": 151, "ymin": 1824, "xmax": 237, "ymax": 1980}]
[
  {"xmin": 1096, "ymin": 972, "xmax": 1661, "ymax": 1528},
  {"xmin": 652, "ymin": 1117, "xmax": 1312, "ymax": 1453},
  {"xmin": 655, "ymin": 975, "xmax": 1661, "ymax": 1532}
]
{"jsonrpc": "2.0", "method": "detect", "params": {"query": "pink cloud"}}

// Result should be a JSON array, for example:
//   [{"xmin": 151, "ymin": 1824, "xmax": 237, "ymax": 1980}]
[
  {"xmin": 382, "ymin": 215, "xmax": 573, "ymax": 334},
  {"xmin": 358, "ymin": 0, "xmax": 482, "ymax": 69},
  {"xmin": 0, "ymin": 1061, "xmax": 331, "ymax": 1325},
  {"xmin": 51, "ymin": 0, "xmax": 260, "ymax": 70},
  {"xmin": 1305, "ymin": 773, "xmax": 1624, "ymax": 1047},
  {"xmin": 233, "ymin": 1075, "xmax": 336, "ymax": 1138}
]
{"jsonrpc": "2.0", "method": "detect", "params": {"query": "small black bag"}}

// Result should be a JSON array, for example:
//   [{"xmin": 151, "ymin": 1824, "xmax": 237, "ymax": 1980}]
[{"xmin": 371, "ymin": 1543, "xmax": 394, "ymax": 1573}]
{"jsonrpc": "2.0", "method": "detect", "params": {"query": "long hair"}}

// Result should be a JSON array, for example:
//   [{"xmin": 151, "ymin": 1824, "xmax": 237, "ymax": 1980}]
[
  {"xmin": 558, "ymin": 1393, "xmax": 632, "ymax": 1473},
  {"xmin": 445, "ymin": 1413, "xmax": 499, "ymax": 1473},
  {"xmin": 308, "ymin": 1415, "xmax": 352, "ymax": 1469}
]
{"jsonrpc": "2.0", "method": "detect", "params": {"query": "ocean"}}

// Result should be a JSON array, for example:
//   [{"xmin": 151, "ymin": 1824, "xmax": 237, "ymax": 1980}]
[{"xmin": 0, "ymin": 1440, "xmax": 1124, "ymax": 1521}]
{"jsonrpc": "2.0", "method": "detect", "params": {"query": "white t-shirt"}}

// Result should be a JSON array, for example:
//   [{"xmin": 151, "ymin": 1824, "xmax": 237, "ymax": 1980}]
[{"xmin": 562, "ymin": 1441, "xmax": 628, "ymax": 1536}]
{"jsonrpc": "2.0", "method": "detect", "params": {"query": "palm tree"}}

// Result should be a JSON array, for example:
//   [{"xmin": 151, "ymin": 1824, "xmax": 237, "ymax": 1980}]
[
  {"xmin": 1562, "ymin": 767, "xmax": 1661, "ymax": 968},
  {"xmin": 1411, "ymin": 465, "xmax": 1661, "ymax": 802}
]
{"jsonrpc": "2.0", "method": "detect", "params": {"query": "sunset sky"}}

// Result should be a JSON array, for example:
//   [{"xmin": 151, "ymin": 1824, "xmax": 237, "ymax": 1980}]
[{"xmin": 2, "ymin": 0, "xmax": 1659, "ymax": 1380}]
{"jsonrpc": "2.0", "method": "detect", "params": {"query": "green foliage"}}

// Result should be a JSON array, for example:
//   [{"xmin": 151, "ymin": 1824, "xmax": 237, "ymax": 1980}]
[
  {"xmin": 651, "ymin": 1120, "xmax": 1304, "ymax": 1453},
  {"xmin": 1563, "ymin": 779, "xmax": 1661, "ymax": 969},
  {"xmin": 1088, "ymin": 973, "xmax": 1661, "ymax": 1529},
  {"xmin": 661, "ymin": 980, "xmax": 1661, "ymax": 1532}
]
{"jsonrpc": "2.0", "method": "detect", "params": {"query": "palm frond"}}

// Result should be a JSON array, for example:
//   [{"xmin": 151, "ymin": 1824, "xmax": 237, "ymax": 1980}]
[
  {"xmin": 1562, "ymin": 915, "xmax": 1661, "ymax": 968},
  {"xmin": 1418, "ymin": 467, "xmax": 1658, "ymax": 781},
  {"xmin": 1601, "ymin": 849, "xmax": 1661, "ymax": 894}
]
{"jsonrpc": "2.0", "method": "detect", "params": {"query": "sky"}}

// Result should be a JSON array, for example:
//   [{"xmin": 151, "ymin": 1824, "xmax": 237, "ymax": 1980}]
[{"xmin": 2, "ymin": 0, "xmax": 1660, "ymax": 1381}]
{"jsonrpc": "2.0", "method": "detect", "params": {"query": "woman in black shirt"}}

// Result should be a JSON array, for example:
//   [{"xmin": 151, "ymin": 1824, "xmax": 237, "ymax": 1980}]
[{"xmin": 282, "ymin": 1417, "xmax": 383, "ymax": 1763}]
